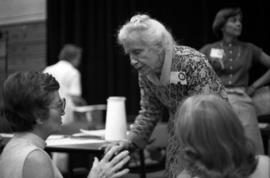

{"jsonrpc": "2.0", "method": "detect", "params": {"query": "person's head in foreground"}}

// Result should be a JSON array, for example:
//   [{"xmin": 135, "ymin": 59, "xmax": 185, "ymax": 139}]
[
  {"xmin": 118, "ymin": 13, "xmax": 175, "ymax": 77},
  {"xmin": 1, "ymin": 71, "xmax": 130, "ymax": 178},
  {"xmin": 175, "ymin": 94, "xmax": 257, "ymax": 178},
  {"xmin": 3, "ymin": 71, "xmax": 64, "ymax": 137}
]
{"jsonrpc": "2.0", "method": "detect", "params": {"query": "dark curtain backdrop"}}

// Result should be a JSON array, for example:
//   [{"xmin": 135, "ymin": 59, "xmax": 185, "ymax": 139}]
[{"xmin": 46, "ymin": 0, "xmax": 270, "ymax": 116}]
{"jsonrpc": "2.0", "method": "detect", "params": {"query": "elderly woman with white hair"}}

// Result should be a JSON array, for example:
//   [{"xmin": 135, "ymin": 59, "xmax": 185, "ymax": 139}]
[{"xmin": 103, "ymin": 14, "xmax": 227, "ymax": 178}]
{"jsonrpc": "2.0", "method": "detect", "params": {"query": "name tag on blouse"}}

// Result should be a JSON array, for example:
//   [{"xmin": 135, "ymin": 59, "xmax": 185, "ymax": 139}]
[
  {"xmin": 170, "ymin": 71, "xmax": 187, "ymax": 85},
  {"xmin": 210, "ymin": 48, "xmax": 224, "ymax": 59}
]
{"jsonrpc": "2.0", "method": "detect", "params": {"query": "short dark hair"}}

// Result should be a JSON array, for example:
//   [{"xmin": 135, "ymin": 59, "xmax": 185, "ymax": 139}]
[
  {"xmin": 212, "ymin": 8, "xmax": 242, "ymax": 37},
  {"xmin": 3, "ymin": 71, "xmax": 60, "ymax": 132},
  {"xmin": 58, "ymin": 44, "xmax": 82, "ymax": 62}
]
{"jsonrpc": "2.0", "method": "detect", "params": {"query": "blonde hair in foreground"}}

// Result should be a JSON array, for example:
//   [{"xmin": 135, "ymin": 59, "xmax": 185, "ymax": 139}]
[{"xmin": 175, "ymin": 94, "xmax": 257, "ymax": 178}]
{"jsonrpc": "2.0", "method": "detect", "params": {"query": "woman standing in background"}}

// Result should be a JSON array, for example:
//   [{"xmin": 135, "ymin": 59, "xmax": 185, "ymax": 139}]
[{"xmin": 200, "ymin": 7, "xmax": 270, "ymax": 154}]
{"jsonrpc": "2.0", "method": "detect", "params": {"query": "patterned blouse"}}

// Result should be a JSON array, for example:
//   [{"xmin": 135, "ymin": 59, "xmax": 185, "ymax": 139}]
[
  {"xmin": 127, "ymin": 45, "xmax": 227, "ymax": 178},
  {"xmin": 200, "ymin": 40, "xmax": 262, "ymax": 87}
]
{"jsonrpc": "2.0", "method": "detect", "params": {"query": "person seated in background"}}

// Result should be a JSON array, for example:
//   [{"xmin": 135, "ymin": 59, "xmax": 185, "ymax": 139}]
[
  {"xmin": 200, "ymin": 7, "xmax": 270, "ymax": 154},
  {"xmin": 43, "ymin": 44, "xmax": 86, "ymax": 124},
  {"xmin": 175, "ymin": 94, "xmax": 270, "ymax": 178},
  {"xmin": 0, "ymin": 71, "xmax": 130, "ymax": 178}
]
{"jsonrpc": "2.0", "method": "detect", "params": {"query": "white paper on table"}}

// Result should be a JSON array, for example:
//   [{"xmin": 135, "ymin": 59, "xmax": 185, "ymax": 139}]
[
  {"xmin": 75, "ymin": 129, "xmax": 130, "ymax": 139},
  {"xmin": 46, "ymin": 137, "xmax": 106, "ymax": 146},
  {"xmin": 48, "ymin": 135, "xmax": 67, "ymax": 139},
  {"xmin": 73, "ymin": 105, "xmax": 106, "ymax": 112},
  {"xmin": 0, "ymin": 133, "xmax": 106, "ymax": 146},
  {"xmin": 0, "ymin": 133, "xmax": 14, "ymax": 138},
  {"xmin": 78, "ymin": 129, "xmax": 105, "ymax": 137},
  {"xmin": 0, "ymin": 134, "xmax": 70, "ymax": 139},
  {"xmin": 259, "ymin": 123, "xmax": 269, "ymax": 129}
]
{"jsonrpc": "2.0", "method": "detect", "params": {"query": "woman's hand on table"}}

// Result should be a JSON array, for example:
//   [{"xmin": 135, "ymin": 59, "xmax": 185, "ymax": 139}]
[
  {"xmin": 246, "ymin": 85, "xmax": 256, "ymax": 96},
  {"xmin": 87, "ymin": 146, "xmax": 130, "ymax": 178},
  {"xmin": 100, "ymin": 140, "xmax": 138, "ymax": 154}
]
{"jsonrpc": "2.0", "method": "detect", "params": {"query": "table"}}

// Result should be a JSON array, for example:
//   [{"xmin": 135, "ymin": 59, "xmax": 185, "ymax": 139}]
[
  {"xmin": 0, "ymin": 133, "xmax": 147, "ymax": 178},
  {"xmin": 46, "ymin": 135, "xmax": 147, "ymax": 178},
  {"xmin": 45, "ymin": 135, "xmax": 106, "ymax": 154},
  {"xmin": 47, "ymin": 135, "xmax": 107, "ymax": 178},
  {"xmin": 0, "ymin": 134, "xmax": 106, "ymax": 153}
]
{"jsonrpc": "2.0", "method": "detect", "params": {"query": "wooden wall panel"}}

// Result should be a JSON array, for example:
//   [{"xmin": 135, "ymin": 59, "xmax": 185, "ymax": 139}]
[{"xmin": 0, "ymin": 21, "xmax": 46, "ymax": 109}]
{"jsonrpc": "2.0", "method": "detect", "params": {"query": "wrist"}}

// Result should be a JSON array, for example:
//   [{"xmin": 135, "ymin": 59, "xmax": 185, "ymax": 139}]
[{"xmin": 127, "ymin": 140, "xmax": 138, "ymax": 152}]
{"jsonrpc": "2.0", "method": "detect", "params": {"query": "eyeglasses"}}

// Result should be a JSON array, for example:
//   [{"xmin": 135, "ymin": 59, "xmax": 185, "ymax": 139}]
[{"xmin": 49, "ymin": 98, "xmax": 66, "ymax": 114}]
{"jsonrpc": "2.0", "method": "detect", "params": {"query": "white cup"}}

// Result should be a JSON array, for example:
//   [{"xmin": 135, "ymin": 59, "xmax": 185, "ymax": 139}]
[{"xmin": 105, "ymin": 96, "xmax": 127, "ymax": 141}]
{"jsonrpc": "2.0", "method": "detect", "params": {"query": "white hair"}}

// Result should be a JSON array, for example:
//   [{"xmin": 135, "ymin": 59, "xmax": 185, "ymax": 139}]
[{"xmin": 118, "ymin": 14, "xmax": 175, "ymax": 54}]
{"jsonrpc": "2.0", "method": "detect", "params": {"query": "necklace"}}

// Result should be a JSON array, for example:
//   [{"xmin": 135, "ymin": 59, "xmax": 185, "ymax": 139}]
[{"xmin": 220, "ymin": 42, "xmax": 241, "ymax": 61}]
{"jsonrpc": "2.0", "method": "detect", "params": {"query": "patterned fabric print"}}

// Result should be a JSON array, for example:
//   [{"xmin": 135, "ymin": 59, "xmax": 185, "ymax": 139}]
[
  {"xmin": 128, "ymin": 76, "xmax": 165, "ymax": 147},
  {"xmin": 128, "ymin": 45, "xmax": 227, "ymax": 178}
]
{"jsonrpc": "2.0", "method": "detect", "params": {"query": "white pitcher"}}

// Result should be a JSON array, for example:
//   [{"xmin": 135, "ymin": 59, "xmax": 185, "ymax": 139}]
[{"xmin": 105, "ymin": 96, "xmax": 127, "ymax": 141}]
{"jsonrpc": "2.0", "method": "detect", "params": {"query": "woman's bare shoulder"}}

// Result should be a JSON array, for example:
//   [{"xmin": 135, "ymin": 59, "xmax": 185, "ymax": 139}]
[
  {"xmin": 23, "ymin": 149, "xmax": 55, "ymax": 178},
  {"xmin": 249, "ymin": 155, "xmax": 270, "ymax": 178}
]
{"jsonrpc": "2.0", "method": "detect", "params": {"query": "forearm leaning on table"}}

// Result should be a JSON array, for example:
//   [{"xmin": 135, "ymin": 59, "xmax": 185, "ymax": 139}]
[{"xmin": 128, "ymin": 76, "xmax": 164, "ymax": 149}]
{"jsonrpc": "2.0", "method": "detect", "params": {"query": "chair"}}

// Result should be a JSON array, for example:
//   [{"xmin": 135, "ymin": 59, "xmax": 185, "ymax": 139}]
[
  {"xmin": 59, "ymin": 104, "xmax": 107, "ymax": 135},
  {"xmin": 128, "ymin": 122, "xmax": 168, "ymax": 178},
  {"xmin": 73, "ymin": 104, "xmax": 107, "ymax": 130}
]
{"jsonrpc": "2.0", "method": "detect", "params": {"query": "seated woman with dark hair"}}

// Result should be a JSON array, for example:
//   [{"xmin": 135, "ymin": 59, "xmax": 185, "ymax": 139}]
[
  {"xmin": 0, "ymin": 71, "xmax": 130, "ymax": 178},
  {"xmin": 175, "ymin": 94, "xmax": 269, "ymax": 178}
]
